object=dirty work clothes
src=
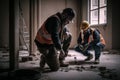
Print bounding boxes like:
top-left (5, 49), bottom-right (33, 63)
top-left (60, 33), bottom-right (72, 61)
top-left (45, 12), bottom-right (63, 50)
top-left (35, 30), bottom-right (72, 71)
top-left (75, 42), bottom-right (105, 59)
top-left (34, 39), bottom-right (60, 71)
top-left (35, 12), bottom-right (63, 51)
top-left (75, 28), bottom-right (105, 60)
top-left (88, 42), bottom-right (105, 59)
top-left (59, 26), bottom-right (72, 61)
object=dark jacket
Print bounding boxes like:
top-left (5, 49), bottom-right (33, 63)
top-left (44, 12), bottom-right (63, 50)
top-left (77, 28), bottom-right (100, 46)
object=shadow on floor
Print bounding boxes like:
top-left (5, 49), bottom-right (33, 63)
top-left (69, 60), bottom-right (98, 65)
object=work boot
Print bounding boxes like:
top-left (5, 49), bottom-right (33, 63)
top-left (39, 55), bottom-right (46, 71)
top-left (84, 54), bottom-right (93, 61)
top-left (94, 58), bottom-right (100, 64)
top-left (60, 60), bottom-right (69, 67)
top-left (46, 54), bottom-right (60, 71)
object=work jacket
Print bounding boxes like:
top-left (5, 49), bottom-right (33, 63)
top-left (77, 28), bottom-right (105, 46)
top-left (35, 12), bottom-right (64, 50)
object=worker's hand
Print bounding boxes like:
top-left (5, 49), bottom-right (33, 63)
top-left (59, 49), bottom-right (65, 58)
top-left (83, 43), bottom-right (89, 52)
top-left (78, 44), bottom-right (84, 50)
top-left (64, 32), bottom-right (71, 40)
top-left (84, 43), bottom-right (89, 47)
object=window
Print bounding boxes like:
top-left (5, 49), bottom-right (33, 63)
top-left (89, 0), bottom-right (107, 25)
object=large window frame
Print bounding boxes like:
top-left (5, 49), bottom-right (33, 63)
top-left (89, 0), bottom-right (107, 25)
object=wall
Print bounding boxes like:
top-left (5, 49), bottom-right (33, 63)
top-left (20, 0), bottom-right (30, 30)
top-left (0, 0), bottom-right (9, 47)
top-left (112, 0), bottom-right (120, 49)
top-left (19, 0), bottom-right (30, 49)
top-left (0, 0), bottom-right (30, 48)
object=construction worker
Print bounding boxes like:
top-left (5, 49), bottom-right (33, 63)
top-left (34, 8), bottom-right (75, 71)
top-left (74, 20), bottom-right (105, 64)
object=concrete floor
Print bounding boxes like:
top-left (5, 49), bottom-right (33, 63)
top-left (0, 49), bottom-right (120, 80)
top-left (18, 49), bottom-right (120, 80)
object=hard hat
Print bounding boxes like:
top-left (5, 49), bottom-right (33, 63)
top-left (82, 21), bottom-right (90, 28)
top-left (81, 20), bottom-right (90, 30)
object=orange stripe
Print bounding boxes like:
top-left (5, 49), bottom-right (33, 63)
top-left (35, 32), bottom-right (53, 44)
top-left (35, 14), bottom-right (61, 45)
top-left (100, 34), bottom-right (106, 45)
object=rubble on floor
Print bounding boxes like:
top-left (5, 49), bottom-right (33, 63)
top-left (1, 49), bottom-right (120, 80)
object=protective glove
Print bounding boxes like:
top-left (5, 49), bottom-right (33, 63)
top-left (78, 43), bottom-right (89, 52)
top-left (59, 49), bottom-right (65, 59)
top-left (83, 43), bottom-right (89, 52)
top-left (78, 44), bottom-right (84, 50)
top-left (84, 43), bottom-right (89, 47)
top-left (64, 32), bottom-right (71, 40)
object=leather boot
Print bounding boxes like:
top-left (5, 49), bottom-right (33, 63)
top-left (40, 55), bottom-right (46, 71)
top-left (59, 60), bottom-right (69, 67)
top-left (84, 54), bottom-right (93, 61)
top-left (94, 58), bottom-right (100, 64)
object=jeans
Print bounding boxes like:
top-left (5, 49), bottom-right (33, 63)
top-left (74, 42), bottom-right (105, 59)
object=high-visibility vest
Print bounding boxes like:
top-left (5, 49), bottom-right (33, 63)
top-left (89, 28), bottom-right (106, 45)
top-left (35, 15), bottom-right (61, 44)
top-left (81, 28), bottom-right (106, 45)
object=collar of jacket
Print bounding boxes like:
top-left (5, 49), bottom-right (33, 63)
top-left (56, 12), bottom-right (62, 23)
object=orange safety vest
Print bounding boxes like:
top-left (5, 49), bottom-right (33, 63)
top-left (88, 28), bottom-right (106, 45)
top-left (35, 15), bottom-right (61, 44)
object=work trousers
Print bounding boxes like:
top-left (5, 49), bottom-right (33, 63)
top-left (75, 42), bottom-right (105, 60)
top-left (60, 34), bottom-right (72, 60)
top-left (34, 39), bottom-right (60, 71)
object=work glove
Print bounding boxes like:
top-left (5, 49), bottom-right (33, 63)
top-left (83, 43), bottom-right (89, 52)
top-left (59, 49), bottom-right (65, 59)
top-left (78, 44), bottom-right (84, 50)
top-left (78, 43), bottom-right (89, 52)
top-left (64, 32), bottom-right (71, 40)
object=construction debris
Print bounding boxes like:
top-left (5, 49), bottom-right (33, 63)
top-left (58, 65), bottom-right (118, 80)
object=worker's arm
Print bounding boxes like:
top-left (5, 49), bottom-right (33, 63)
top-left (45, 17), bottom-right (62, 50)
top-left (77, 32), bottom-right (82, 44)
top-left (90, 30), bottom-right (100, 45)
top-left (63, 26), bottom-right (71, 40)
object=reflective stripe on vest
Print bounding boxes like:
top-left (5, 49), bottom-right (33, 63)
top-left (35, 23), bottom-right (53, 44)
top-left (99, 34), bottom-right (106, 45)
top-left (89, 28), bottom-right (106, 45)
top-left (35, 15), bottom-right (61, 44)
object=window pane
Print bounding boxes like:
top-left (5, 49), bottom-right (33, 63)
top-left (100, 0), bottom-right (107, 7)
top-left (99, 8), bottom-right (107, 24)
top-left (91, 0), bottom-right (98, 9)
top-left (90, 10), bottom-right (98, 25)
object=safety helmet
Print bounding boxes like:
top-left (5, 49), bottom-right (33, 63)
top-left (82, 21), bottom-right (89, 27)
top-left (81, 20), bottom-right (90, 30)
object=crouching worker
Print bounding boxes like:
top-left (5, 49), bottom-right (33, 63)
top-left (34, 8), bottom-right (75, 71)
top-left (74, 20), bottom-right (105, 64)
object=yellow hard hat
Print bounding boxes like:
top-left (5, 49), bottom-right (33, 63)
top-left (81, 20), bottom-right (90, 30)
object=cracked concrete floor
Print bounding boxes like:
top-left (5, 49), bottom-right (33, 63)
top-left (18, 50), bottom-right (120, 80)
